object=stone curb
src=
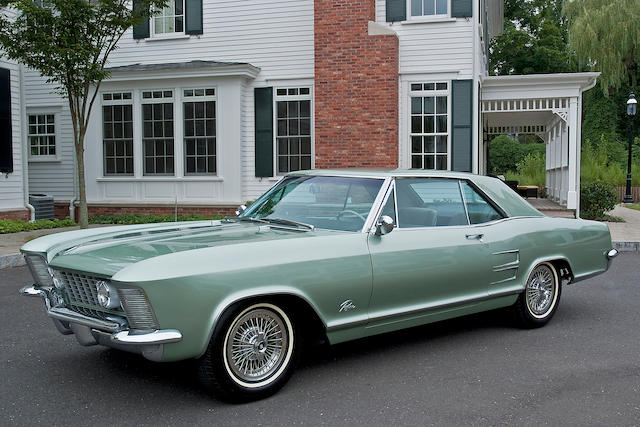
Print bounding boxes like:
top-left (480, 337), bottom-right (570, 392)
top-left (1, 241), bottom-right (638, 271)
top-left (613, 241), bottom-right (640, 252)
top-left (0, 253), bottom-right (25, 270)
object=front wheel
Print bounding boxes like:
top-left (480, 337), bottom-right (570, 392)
top-left (198, 302), bottom-right (298, 402)
top-left (512, 262), bottom-right (561, 328)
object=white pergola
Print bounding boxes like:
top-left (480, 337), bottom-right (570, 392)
top-left (480, 73), bottom-right (600, 214)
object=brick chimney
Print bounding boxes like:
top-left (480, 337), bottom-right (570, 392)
top-left (314, 0), bottom-right (399, 168)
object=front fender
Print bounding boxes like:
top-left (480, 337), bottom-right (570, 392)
top-left (112, 232), bottom-right (372, 361)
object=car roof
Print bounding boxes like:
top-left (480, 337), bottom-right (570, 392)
top-left (288, 168), bottom-right (479, 179)
top-left (287, 169), bottom-right (544, 218)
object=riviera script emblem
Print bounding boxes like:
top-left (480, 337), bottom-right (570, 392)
top-left (339, 300), bottom-right (356, 313)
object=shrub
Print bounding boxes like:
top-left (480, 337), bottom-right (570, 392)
top-left (0, 218), bottom-right (76, 234)
top-left (580, 181), bottom-right (618, 220)
top-left (488, 135), bottom-right (545, 175)
top-left (504, 153), bottom-right (547, 196)
top-left (581, 137), bottom-right (640, 186)
top-left (488, 135), bottom-right (522, 174)
top-left (88, 213), bottom-right (225, 225)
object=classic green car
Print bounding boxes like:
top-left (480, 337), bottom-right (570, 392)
top-left (20, 170), bottom-right (617, 401)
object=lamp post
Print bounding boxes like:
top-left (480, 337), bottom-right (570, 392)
top-left (624, 93), bottom-right (637, 204)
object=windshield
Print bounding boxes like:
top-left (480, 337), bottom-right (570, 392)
top-left (240, 176), bottom-right (385, 232)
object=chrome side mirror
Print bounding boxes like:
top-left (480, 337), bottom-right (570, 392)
top-left (375, 215), bottom-right (395, 236)
top-left (235, 204), bottom-right (247, 216)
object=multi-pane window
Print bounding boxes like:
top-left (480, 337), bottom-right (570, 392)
top-left (183, 88), bottom-right (216, 175)
top-left (28, 114), bottom-right (56, 157)
top-left (276, 87), bottom-right (312, 174)
top-left (142, 90), bottom-right (174, 175)
top-left (410, 0), bottom-right (448, 17)
top-left (410, 82), bottom-right (449, 170)
top-left (103, 92), bottom-right (134, 175)
top-left (152, 0), bottom-right (184, 35)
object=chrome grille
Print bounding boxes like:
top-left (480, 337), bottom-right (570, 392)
top-left (58, 271), bottom-right (102, 308)
top-left (118, 288), bottom-right (159, 330)
top-left (55, 271), bottom-right (123, 320)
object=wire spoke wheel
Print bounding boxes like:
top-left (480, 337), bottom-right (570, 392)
top-left (525, 264), bottom-right (558, 318)
top-left (223, 305), bottom-right (292, 387)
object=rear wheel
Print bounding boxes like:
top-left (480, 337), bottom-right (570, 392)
top-left (513, 262), bottom-right (561, 328)
top-left (198, 302), bottom-right (298, 402)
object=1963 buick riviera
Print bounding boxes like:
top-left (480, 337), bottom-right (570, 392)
top-left (20, 170), bottom-right (618, 401)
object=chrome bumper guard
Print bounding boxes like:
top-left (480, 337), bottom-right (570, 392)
top-left (20, 285), bottom-right (182, 361)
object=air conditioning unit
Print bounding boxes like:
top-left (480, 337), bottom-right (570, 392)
top-left (29, 194), bottom-right (54, 220)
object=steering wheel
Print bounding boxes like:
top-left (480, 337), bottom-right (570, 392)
top-left (336, 209), bottom-right (367, 222)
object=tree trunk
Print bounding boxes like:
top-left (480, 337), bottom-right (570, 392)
top-left (75, 130), bottom-right (89, 229)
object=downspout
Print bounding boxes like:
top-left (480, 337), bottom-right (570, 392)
top-left (19, 64), bottom-right (35, 222)
top-left (472, 0), bottom-right (478, 174)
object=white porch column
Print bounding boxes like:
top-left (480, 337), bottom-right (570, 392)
top-left (566, 97), bottom-right (579, 209)
top-left (561, 122), bottom-right (568, 205)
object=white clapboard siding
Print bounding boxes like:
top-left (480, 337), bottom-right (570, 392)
top-left (375, 0), bottom-right (474, 77)
top-left (0, 56), bottom-right (25, 211)
top-left (111, 0), bottom-right (314, 79)
top-left (23, 69), bottom-right (76, 200)
top-left (108, 0), bottom-right (314, 203)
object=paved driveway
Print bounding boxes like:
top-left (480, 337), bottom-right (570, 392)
top-left (1, 254), bottom-right (639, 426)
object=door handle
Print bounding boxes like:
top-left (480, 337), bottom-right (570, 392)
top-left (465, 233), bottom-right (484, 240)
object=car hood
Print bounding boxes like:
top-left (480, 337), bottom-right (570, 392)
top-left (26, 221), bottom-right (319, 277)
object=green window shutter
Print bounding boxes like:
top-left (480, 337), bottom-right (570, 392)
top-left (0, 68), bottom-right (13, 174)
top-left (451, 0), bottom-right (473, 18)
top-left (451, 80), bottom-right (473, 173)
top-left (386, 0), bottom-right (406, 22)
top-left (185, 0), bottom-right (203, 35)
top-left (255, 87), bottom-right (274, 177)
top-left (132, 0), bottom-right (150, 39)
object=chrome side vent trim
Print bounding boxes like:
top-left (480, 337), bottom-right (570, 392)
top-left (117, 287), bottom-right (159, 330)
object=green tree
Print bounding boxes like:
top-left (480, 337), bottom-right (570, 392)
top-left (564, 0), bottom-right (640, 93)
top-left (0, 0), bottom-right (165, 228)
top-left (490, 0), bottom-right (577, 75)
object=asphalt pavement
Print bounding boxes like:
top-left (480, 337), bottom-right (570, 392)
top-left (1, 254), bottom-right (639, 426)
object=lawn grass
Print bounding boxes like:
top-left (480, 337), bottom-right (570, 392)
top-left (624, 203), bottom-right (640, 211)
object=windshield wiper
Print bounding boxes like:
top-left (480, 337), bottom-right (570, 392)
top-left (224, 216), bottom-right (314, 231)
top-left (260, 218), bottom-right (315, 231)
top-left (223, 216), bottom-right (268, 224)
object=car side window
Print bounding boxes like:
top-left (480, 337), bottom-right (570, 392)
top-left (460, 181), bottom-right (504, 224)
top-left (395, 178), bottom-right (469, 227)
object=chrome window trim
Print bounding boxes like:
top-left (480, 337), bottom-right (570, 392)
top-left (387, 215), bottom-right (541, 232)
top-left (363, 177), bottom-right (394, 233)
top-left (458, 179), bottom-right (471, 225)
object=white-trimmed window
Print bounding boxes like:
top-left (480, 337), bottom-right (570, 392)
top-left (142, 90), bottom-right (174, 175)
top-left (27, 114), bottom-right (56, 158)
top-left (410, 82), bottom-right (449, 170)
top-left (102, 92), bottom-right (134, 175)
top-left (410, 0), bottom-right (448, 17)
top-left (152, 0), bottom-right (184, 36)
top-left (183, 88), bottom-right (217, 175)
top-left (275, 87), bottom-right (312, 174)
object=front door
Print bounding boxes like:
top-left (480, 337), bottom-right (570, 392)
top-left (367, 178), bottom-right (492, 331)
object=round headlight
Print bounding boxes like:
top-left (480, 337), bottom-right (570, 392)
top-left (96, 280), bottom-right (121, 310)
top-left (51, 270), bottom-right (64, 289)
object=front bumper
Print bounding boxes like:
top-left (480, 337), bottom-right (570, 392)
top-left (20, 285), bottom-right (182, 362)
